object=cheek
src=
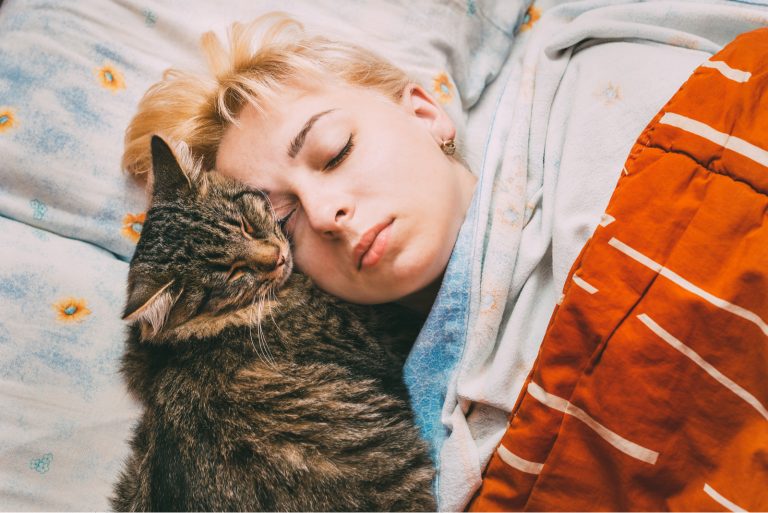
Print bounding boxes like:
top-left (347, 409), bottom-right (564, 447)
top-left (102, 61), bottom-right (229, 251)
top-left (291, 235), bottom-right (366, 300)
top-left (294, 253), bottom-right (353, 300)
top-left (292, 233), bottom-right (338, 280)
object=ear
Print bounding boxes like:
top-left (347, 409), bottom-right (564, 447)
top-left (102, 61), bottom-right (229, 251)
top-left (151, 135), bottom-right (191, 200)
top-left (123, 279), bottom-right (176, 338)
top-left (400, 83), bottom-right (456, 145)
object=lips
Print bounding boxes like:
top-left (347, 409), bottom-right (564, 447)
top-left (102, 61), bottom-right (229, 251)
top-left (354, 219), bottom-right (393, 270)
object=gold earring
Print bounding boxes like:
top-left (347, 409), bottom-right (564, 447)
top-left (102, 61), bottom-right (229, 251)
top-left (440, 139), bottom-right (456, 156)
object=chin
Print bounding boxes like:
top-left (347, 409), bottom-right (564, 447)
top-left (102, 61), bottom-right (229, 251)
top-left (397, 244), bottom-right (447, 284)
top-left (327, 277), bottom-right (400, 306)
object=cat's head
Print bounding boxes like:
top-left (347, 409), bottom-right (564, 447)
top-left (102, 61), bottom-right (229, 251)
top-left (123, 136), bottom-right (293, 341)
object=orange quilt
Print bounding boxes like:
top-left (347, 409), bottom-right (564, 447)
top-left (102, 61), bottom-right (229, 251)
top-left (469, 28), bottom-right (768, 512)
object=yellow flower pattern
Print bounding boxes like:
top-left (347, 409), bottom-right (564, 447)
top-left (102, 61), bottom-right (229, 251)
top-left (521, 5), bottom-right (541, 32)
top-left (122, 212), bottom-right (146, 243)
top-left (94, 63), bottom-right (126, 92)
top-left (53, 298), bottom-right (92, 323)
top-left (0, 107), bottom-right (16, 133)
top-left (433, 72), bottom-right (454, 104)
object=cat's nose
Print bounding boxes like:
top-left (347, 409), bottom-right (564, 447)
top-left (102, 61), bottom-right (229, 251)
top-left (247, 243), bottom-right (281, 271)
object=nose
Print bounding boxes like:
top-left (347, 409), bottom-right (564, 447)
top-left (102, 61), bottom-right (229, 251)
top-left (299, 189), bottom-right (353, 239)
top-left (247, 243), bottom-right (282, 271)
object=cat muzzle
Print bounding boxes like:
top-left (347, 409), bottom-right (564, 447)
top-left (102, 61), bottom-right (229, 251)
top-left (247, 243), bottom-right (283, 272)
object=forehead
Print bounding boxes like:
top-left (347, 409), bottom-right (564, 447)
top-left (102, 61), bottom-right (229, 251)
top-left (215, 83), bottom-right (396, 182)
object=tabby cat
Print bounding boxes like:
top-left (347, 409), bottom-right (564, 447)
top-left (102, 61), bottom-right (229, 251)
top-left (110, 136), bottom-right (435, 512)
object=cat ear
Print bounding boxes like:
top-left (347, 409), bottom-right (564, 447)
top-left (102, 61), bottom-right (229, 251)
top-left (123, 279), bottom-right (177, 338)
top-left (150, 135), bottom-right (191, 200)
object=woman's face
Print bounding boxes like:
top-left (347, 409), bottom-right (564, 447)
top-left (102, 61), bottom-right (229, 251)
top-left (216, 82), bottom-right (476, 304)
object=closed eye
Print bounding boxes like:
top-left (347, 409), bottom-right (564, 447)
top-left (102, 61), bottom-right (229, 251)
top-left (227, 261), bottom-right (251, 283)
top-left (240, 216), bottom-right (255, 240)
top-left (324, 134), bottom-right (354, 171)
top-left (209, 261), bottom-right (251, 283)
top-left (278, 207), bottom-right (297, 235)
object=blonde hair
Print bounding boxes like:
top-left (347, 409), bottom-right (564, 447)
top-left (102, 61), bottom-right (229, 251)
top-left (123, 13), bottom-right (412, 177)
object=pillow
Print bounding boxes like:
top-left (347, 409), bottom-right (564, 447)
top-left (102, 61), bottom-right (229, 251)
top-left (0, 216), bottom-right (139, 511)
top-left (0, 0), bottom-right (528, 261)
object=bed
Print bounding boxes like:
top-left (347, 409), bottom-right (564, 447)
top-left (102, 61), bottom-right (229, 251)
top-left (1, 0), bottom-right (766, 511)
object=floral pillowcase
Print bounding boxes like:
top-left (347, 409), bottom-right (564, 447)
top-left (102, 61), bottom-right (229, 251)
top-left (0, 0), bottom-right (528, 261)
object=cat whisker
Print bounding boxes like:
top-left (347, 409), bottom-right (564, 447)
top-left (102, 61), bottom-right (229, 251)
top-left (246, 294), bottom-right (264, 363)
top-left (255, 290), bottom-right (277, 369)
top-left (245, 290), bottom-right (274, 369)
top-left (265, 287), bottom-right (285, 345)
top-left (255, 292), bottom-right (266, 363)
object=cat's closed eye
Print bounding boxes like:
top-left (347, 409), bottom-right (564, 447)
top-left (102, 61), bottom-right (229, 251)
top-left (227, 261), bottom-right (250, 283)
top-left (277, 208), bottom-right (296, 235)
top-left (240, 216), bottom-right (255, 240)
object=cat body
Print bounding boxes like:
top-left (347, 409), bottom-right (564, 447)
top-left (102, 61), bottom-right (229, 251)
top-left (111, 137), bottom-right (435, 512)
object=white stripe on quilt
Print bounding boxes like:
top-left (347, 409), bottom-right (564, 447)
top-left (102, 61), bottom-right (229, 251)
top-left (599, 213), bottom-right (616, 227)
top-left (638, 314), bottom-right (768, 421)
top-left (659, 112), bottom-right (768, 168)
top-left (527, 382), bottom-right (659, 465)
top-left (573, 275), bottom-right (598, 294)
top-left (496, 444), bottom-right (544, 475)
top-left (703, 483), bottom-right (748, 512)
top-left (609, 237), bottom-right (768, 337)
top-left (701, 60), bottom-right (752, 83)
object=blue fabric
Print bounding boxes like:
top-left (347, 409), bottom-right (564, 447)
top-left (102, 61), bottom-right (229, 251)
top-left (403, 192), bottom-right (477, 462)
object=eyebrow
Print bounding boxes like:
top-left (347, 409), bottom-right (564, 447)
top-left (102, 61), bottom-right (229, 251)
top-left (288, 109), bottom-right (336, 159)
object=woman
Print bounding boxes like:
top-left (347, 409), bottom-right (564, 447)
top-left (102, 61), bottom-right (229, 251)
top-left (123, 15), bottom-right (476, 313)
top-left (123, 13), bottom-right (481, 509)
